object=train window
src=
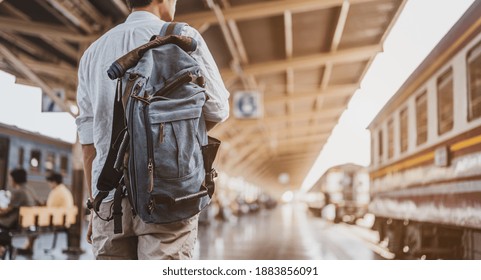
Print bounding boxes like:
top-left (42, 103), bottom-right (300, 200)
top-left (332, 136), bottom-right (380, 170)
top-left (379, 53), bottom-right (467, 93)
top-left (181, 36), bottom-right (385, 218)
top-left (378, 129), bottom-right (383, 163)
top-left (30, 150), bottom-right (42, 172)
top-left (437, 68), bottom-right (454, 134)
top-left (371, 138), bottom-right (375, 164)
top-left (60, 155), bottom-right (68, 174)
top-left (467, 41), bottom-right (481, 121)
top-left (0, 137), bottom-right (9, 189)
top-left (45, 153), bottom-right (55, 171)
top-left (387, 119), bottom-right (394, 159)
top-left (400, 108), bottom-right (408, 153)
top-left (416, 91), bottom-right (428, 145)
top-left (18, 147), bottom-right (24, 168)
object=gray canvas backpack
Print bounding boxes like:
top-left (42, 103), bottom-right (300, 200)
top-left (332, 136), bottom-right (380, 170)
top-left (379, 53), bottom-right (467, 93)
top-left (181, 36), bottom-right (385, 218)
top-left (90, 23), bottom-right (221, 233)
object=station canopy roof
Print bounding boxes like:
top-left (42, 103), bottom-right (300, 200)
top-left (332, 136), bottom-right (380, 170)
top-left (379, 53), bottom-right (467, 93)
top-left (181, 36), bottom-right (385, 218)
top-left (0, 0), bottom-right (405, 192)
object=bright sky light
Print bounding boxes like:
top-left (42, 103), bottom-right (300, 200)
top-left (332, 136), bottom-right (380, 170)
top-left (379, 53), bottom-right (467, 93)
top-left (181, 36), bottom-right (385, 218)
top-left (0, 72), bottom-right (77, 143)
top-left (0, 0), bottom-right (476, 191)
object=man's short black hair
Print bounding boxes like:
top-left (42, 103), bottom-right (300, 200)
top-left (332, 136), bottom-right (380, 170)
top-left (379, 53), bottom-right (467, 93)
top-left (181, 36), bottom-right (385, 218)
top-left (46, 172), bottom-right (63, 184)
top-left (127, 0), bottom-right (154, 8)
top-left (10, 168), bottom-right (27, 184)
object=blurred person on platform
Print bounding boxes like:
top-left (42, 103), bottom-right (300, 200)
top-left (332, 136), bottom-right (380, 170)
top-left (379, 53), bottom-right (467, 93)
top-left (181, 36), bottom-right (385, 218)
top-left (0, 168), bottom-right (36, 257)
top-left (45, 172), bottom-right (74, 208)
top-left (18, 171), bottom-right (74, 255)
top-left (0, 168), bottom-right (36, 229)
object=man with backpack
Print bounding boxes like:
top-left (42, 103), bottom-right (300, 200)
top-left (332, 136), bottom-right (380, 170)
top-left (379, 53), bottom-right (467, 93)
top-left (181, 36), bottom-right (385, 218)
top-left (76, 0), bottom-right (230, 259)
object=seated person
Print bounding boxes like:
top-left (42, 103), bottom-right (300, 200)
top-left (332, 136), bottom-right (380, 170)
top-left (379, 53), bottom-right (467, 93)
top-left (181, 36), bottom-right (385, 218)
top-left (0, 168), bottom-right (36, 257)
top-left (18, 172), bottom-right (74, 255)
top-left (45, 172), bottom-right (74, 208)
top-left (0, 168), bottom-right (36, 229)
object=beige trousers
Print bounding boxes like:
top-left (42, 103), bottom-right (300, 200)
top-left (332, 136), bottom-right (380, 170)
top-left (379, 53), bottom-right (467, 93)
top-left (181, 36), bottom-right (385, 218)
top-left (91, 198), bottom-right (198, 260)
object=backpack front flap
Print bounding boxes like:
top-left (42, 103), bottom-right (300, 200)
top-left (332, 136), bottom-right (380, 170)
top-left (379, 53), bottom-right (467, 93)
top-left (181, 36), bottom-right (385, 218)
top-left (124, 42), bottom-right (211, 224)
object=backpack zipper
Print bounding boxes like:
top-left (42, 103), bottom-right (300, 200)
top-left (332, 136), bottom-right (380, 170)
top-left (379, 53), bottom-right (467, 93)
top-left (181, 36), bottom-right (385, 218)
top-left (128, 78), bottom-right (144, 211)
top-left (148, 159), bottom-right (154, 193)
top-left (143, 104), bottom-right (155, 193)
top-left (128, 90), bottom-right (138, 211)
top-left (159, 123), bottom-right (164, 143)
top-left (150, 71), bottom-right (194, 100)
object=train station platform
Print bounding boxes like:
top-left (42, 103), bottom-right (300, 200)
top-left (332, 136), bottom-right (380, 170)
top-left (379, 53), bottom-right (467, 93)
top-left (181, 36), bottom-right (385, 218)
top-left (8, 203), bottom-right (386, 260)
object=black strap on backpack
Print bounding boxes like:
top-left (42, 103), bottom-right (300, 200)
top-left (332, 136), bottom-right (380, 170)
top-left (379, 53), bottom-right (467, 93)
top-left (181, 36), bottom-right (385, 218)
top-left (88, 80), bottom-right (127, 234)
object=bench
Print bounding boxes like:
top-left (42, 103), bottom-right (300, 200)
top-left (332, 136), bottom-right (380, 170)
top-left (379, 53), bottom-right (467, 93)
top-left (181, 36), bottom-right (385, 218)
top-left (1, 206), bottom-right (78, 259)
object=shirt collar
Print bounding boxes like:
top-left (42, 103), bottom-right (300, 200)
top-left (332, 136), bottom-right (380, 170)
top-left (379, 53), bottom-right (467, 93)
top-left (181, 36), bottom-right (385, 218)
top-left (125, 11), bottom-right (162, 23)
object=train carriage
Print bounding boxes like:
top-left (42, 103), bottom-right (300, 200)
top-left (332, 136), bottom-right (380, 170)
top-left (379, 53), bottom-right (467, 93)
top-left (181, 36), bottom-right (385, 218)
top-left (368, 1), bottom-right (481, 259)
top-left (309, 163), bottom-right (370, 223)
top-left (0, 123), bottom-right (72, 202)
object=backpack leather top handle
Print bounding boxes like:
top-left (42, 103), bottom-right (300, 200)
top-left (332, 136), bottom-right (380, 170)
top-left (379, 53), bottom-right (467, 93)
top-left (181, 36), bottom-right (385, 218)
top-left (107, 35), bottom-right (197, 80)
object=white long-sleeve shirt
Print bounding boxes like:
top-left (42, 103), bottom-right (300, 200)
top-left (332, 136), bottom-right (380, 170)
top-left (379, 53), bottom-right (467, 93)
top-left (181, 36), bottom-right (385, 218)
top-left (76, 11), bottom-right (230, 201)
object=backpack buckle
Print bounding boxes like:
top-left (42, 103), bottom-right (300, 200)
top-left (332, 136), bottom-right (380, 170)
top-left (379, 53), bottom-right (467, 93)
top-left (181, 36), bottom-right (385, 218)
top-left (206, 169), bottom-right (217, 183)
top-left (147, 197), bottom-right (156, 215)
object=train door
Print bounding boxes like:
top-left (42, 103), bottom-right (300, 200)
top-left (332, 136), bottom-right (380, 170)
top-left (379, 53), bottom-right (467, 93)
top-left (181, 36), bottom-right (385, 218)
top-left (0, 136), bottom-right (9, 190)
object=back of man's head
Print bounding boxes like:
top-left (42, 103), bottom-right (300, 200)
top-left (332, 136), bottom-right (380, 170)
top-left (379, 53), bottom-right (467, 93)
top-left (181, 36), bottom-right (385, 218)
top-left (10, 168), bottom-right (27, 185)
top-left (127, 0), bottom-right (155, 8)
top-left (126, 0), bottom-right (176, 21)
top-left (46, 172), bottom-right (63, 185)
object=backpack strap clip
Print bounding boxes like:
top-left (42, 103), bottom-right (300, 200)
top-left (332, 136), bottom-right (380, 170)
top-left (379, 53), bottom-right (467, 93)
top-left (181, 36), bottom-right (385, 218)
top-left (89, 177), bottom-right (126, 234)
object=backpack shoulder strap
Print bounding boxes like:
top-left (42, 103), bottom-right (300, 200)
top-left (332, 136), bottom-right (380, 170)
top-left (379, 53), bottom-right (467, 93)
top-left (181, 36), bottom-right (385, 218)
top-left (159, 22), bottom-right (188, 36)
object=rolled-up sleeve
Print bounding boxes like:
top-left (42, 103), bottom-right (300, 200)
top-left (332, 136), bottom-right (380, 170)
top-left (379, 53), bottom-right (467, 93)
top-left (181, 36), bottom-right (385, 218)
top-left (184, 26), bottom-right (230, 123)
top-left (75, 55), bottom-right (94, 145)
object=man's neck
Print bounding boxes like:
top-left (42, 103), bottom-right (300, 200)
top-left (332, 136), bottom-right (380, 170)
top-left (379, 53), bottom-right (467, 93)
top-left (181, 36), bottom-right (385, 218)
top-left (132, 6), bottom-right (161, 18)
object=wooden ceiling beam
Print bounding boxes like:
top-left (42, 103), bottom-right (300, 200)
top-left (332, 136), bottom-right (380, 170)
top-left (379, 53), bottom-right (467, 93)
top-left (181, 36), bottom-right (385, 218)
top-left (34, 0), bottom-right (79, 32)
top-left (272, 134), bottom-right (329, 147)
top-left (0, 2), bottom-right (29, 20)
top-left (207, 0), bottom-right (257, 90)
top-left (226, 123), bottom-right (331, 152)
top-left (0, 32), bottom-right (57, 62)
top-left (231, 131), bottom-right (327, 165)
top-left (221, 44), bottom-right (381, 80)
top-left (275, 152), bottom-right (319, 161)
top-left (220, 0), bottom-right (249, 64)
top-left (267, 122), bottom-right (332, 137)
top-left (0, 54), bottom-right (77, 91)
top-left (226, 133), bottom-right (328, 172)
top-left (20, 57), bottom-right (77, 80)
top-left (112, 0), bottom-right (130, 16)
top-left (284, 10), bottom-right (294, 115)
top-left (231, 106), bottom-right (343, 126)
top-left (319, 0), bottom-right (349, 89)
top-left (316, 0), bottom-right (350, 109)
top-left (212, 106), bottom-right (340, 139)
top-left (249, 162), bottom-right (271, 180)
top-left (46, 0), bottom-right (96, 34)
top-left (0, 16), bottom-right (97, 43)
top-left (330, 0), bottom-right (350, 53)
top-left (277, 141), bottom-right (324, 154)
top-left (235, 149), bottom-right (317, 182)
top-left (77, 0), bottom-right (107, 27)
top-left (264, 84), bottom-right (357, 105)
top-left (176, 0), bottom-right (380, 27)
top-left (229, 148), bottom-right (270, 175)
top-left (215, 84), bottom-right (354, 140)
top-left (48, 38), bottom-right (80, 62)
top-left (1, 2), bottom-right (80, 61)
